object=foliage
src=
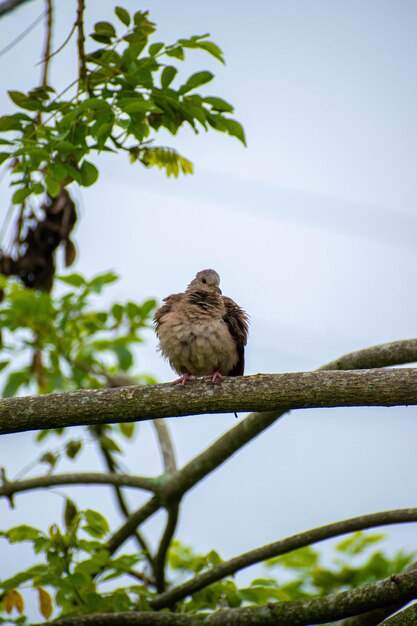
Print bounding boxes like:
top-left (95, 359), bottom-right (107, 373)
top-left (0, 503), bottom-right (152, 623)
top-left (0, 524), bottom-right (414, 622)
top-left (0, 271), bottom-right (156, 398)
top-left (0, 7), bottom-right (245, 211)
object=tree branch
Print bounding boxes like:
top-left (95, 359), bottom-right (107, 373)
top-left (39, 0), bottom-right (52, 88)
top-left (105, 338), bottom-right (417, 554)
top-left (91, 424), bottom-right (155, 575)
top-left (1, 368), bottom-right (417, 436)
top-left (76, 0), bottom-right (86, 89)
top-left (0, 0), bottom-right (34, 16)
top-left (0, 471), bottom-right (157, 501)
top-left (151, 508), bottom-right (417, 610)
top-left (34, 567), bottom-right (417, 626)
top-left (319, 338), bottom-right (417, 371)
top-left (155, 504), bottom-right (179, 593)
top-left (153, 419), bottom-right (177, 473)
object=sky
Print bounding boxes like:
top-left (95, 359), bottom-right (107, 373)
top-left (0, 0), bottom-right (416, 615)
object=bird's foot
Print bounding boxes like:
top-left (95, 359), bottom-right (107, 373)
top-left (204, 371), bottom-right (223, 384)
top-left (172, 373), bottom-right (193, 386)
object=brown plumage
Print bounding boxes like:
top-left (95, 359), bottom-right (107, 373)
top-left (154, 269), bottom-right (249, 384)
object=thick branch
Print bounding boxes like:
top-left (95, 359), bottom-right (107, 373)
top-left (106, 339), bottom-right (417, 554)
top-left (0, 472), bottom-right (157, 500)
top-left (151, 508), bottom-right (417, 610)
top-left (35, 568), bottom-right (417, 626)
top-left (319, 338), bottom-right (417, 371)
top-left (1, 368), bottom-right (417, 436)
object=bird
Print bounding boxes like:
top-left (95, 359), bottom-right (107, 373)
top-left (154, 269), bottom-right (249, 385)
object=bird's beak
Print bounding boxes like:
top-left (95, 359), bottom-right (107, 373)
top-left (217, 287), bottom-right (222, 295)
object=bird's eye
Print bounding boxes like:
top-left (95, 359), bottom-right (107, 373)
top-left (201, 278), bottom-right (207, 284)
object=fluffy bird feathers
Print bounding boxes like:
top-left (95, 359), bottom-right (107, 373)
top-left (154, 269), bottom-right (248, 383)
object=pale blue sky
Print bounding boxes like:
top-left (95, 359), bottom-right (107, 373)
top-left (0, 0), bottom-right (416, 614)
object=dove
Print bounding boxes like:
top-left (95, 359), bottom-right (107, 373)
top-left (154, 269), bottom-right (249, 385)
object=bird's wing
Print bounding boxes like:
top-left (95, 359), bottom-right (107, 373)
top-left (222, 296), bottom-right (249, 376)
top-left (153, 293), bottom-right (183, 333)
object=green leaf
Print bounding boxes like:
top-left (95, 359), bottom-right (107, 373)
top-left (111, 303), bottom-right (124, 322)
top-left (65, 439), bottom-right (82, 459)
top-left (80, 160), bottom-right (99, 187)
top-left (198, 40), bottom-right (225, 63)
top-left (45, 175), bottom-right (61, 197)
top-left (64, 499), bottom-right (78, 529)
top-left (94, 21), bottom-right (116, 38)
top-left (149, 42), bottom-right (164, 56)
top-left (166, 46), bottom-right (184, 61)
top-left (83, 510), bottom-right (110, 538)
top-left (180, 71), bottom-right (214, 94)
top-left (161, 65), bottom-right (177, 89)
top-left (8, 90), bottom-right (29, 108)
top-left (119, 422), bottom-right (135, 439)
top-left (88, 271), bottom-right (119, 291)
top-left (6, 525), bottom-right (43, 543)
top-left (115, 6), bottom-right (130, 26)
top-left (3, 370), bottom-right (30, 397)
top-left (221, 118), bottom-right (246, 146)
top-left (0, 151), bottom-right (11, 165)
top-left (204, 96), bottom-right (234, 112)
top-left (114, 345), bottom-right (133, 370)
top-left (57, 273), bottom-right (86, 288)
top-left (336, 532), bottom-right (385, 556)
top-left (11, 187), bottom-right (31, 204)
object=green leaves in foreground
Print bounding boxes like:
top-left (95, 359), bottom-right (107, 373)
top-left (0, 8), bottom-right (246, 208)
top-left (0, 508), bottom-right (415, 621)
top-left (0, 505), bottom-right (149, 622)
top-left (0, 271), bottom-right (157, 398)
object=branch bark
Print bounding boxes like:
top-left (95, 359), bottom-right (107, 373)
top-left (1, 368), bottom-right (417, 436)
top-left (0, 471), bottom-right (157, 500)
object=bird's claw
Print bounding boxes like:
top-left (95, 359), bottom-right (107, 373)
top-left (204, 371), bottom-right (223, 384)
top-left (172, 373), bottom-right (193, 386)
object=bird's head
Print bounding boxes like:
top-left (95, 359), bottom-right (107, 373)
top-left (186, 269), bottom-right (222, 294)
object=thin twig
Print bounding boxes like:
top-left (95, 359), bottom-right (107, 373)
top-left (76, 0), bottom-right (86, 90)
top-left (92, 425), bottom-right (155, 574)
top-left (152, 419), bottom-right (179, 591)
top-left (0, 471), bottom-right (157, 500)
top-left (153, 420), bottom-right (177, 474)
top-left (36, 21), bottom-right (76, 66)
top-left (39, 0), bottom-right (53, 88)
top-left (155, 505), bottom-right (179, 593)
top-left (0, 10), bottom-right (44, 57)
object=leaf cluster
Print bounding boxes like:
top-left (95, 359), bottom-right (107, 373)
top-left (0, 7), bottom-right (245, 208)
top-left (0, 504), bottom-right (152, 623)
top-left (0, 271), bottom-right (156, 398)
